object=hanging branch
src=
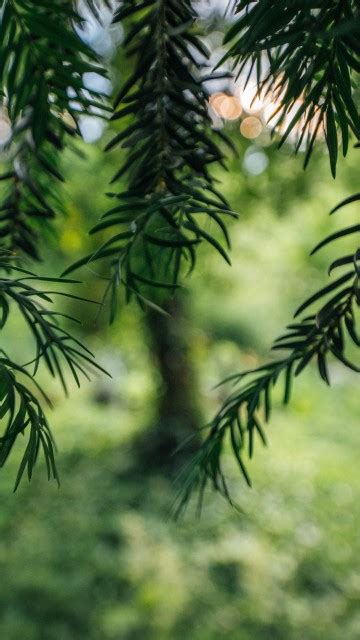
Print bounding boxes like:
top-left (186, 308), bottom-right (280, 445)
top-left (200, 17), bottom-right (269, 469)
top-left (64, 0), bottom-right (237, 319)
top-left (175, 189), bottom-right (360, 515)
top-left (222, 0), bottom-right (360, 176)
top-left (0, 0), bottom-right (109, 486)
top-left (0, 355), bottom-right (58, 491)
top-left (169, 0), bottom-right (360, 514)
top-left (0, 0), bottom-right (110, 259)
top-left (0, 258), bottom-right (109, 486)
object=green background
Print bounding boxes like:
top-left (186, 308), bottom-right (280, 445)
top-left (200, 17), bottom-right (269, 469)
top-left (1, 126), bottom-right (359, 639)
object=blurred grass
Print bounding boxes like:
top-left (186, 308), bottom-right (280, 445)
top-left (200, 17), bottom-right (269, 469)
top-left (0, 135), bottom-right (360, 639)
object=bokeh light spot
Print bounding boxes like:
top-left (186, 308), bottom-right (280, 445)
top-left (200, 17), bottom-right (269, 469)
top-left (240, 116), bottom-right (263, 139)
top-left (243, 146), bottom-right (269, 175)
top-left (209, 93), bottom-right (242, 120)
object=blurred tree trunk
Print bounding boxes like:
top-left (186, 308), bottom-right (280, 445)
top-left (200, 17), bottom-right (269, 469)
top-left (135, 295), bottom-right (202, 473)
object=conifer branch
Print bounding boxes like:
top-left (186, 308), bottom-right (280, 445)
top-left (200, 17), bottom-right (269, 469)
top-left (222, 0), bottom-right (360, 175)
top-left (176, 188), bottom-right (360, 515)
top-left (0, 1), bottom-right (109, 486)
top-left (0, 0), bottom-right (109, 259)
top-left (65, 0), bottom-right (237, 318)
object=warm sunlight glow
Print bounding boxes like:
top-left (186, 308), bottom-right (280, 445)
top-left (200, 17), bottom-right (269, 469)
top-left (240, 116), bottom-right (263, 139)
top-left (237, 83), bottom-right (265, 114)
top-left (209, 79), bottom-right (325, 148)
top-left (209, 93), bottom-right (242, 120)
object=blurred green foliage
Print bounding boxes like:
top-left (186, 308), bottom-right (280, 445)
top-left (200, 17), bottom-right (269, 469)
top-left (1, 128), bottom-right (360, 639)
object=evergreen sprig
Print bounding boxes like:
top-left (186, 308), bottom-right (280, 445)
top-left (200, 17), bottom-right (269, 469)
top-left (176, 190), bottom-right (360, 514)
top-left (222, 0), bottom-right (360, 176)
top-left (0, 144), bottom-right (62, 260)
top-left (65, 0), bottom-right (237, 318)
top-left (0, 0), bottom-right (109, 259)
top-left (0, 1), bottom-right (109, 485)
top-left (1, 0), bottom-right (108, 142)
top-left (0, 354), bottom-right (58, 491)
top-left (0, 262), bottom-right (107, 388)
top-left (0, 257), bottom-right (108, 486)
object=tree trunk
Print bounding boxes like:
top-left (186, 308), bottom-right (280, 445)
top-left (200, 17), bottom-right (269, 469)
top-left (135, 294), bottom-right (202, 474)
